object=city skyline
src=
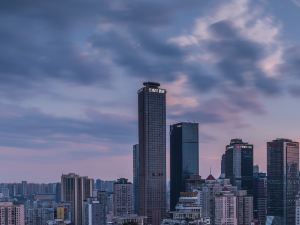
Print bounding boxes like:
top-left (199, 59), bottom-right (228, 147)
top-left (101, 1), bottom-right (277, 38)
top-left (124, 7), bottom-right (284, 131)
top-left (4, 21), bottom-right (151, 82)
top-left (2, 0), bottom-right (300, 182)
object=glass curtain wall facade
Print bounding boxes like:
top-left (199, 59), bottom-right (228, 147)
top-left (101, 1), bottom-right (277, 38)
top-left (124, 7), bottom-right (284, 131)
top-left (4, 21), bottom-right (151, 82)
top-left (267, 139), bottom-right (299, 225)
top-left (170, 122), bottom-right (199, 211)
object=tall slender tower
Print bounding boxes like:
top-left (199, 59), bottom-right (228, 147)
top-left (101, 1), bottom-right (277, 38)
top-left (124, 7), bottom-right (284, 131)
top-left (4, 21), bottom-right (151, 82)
top-left (138, 82), bottom-right (166, 225)
top-left (267, 138), bottom-right (299, 225)
top-left (170, 122), bottom-right (199, 211)
top-left (61, 173), bottom-right (94, 225)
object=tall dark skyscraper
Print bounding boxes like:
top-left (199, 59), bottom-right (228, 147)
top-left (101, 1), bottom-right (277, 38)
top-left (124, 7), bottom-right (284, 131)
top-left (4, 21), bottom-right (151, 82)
top-left (170, 122), bottom-right (199, 211)
top-left (138, 82), bottom-right (166, 225)
top-left (133, 144), bottom-right (139, 214)
top-left (224, 139), bottom-right (253, 195)
top-left (267, 138), bottom-right (299, 225)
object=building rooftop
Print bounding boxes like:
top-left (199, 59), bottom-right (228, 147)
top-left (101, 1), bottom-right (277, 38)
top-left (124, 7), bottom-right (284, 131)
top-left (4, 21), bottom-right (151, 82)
top-left (206, 174), bottom-right (216, 181)
top-left (143, 81), bottom-right (160, 87)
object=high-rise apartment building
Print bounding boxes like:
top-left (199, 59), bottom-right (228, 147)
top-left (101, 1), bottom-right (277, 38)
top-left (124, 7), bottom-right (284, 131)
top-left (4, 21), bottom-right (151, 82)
top-left (267, 139), bottom-right (299, 225)
top-left (61, 173), bottom-right (93, 225)
top-left (224, 139), bottom-right (253, 194)
top-left (0, 202), bottom-right (25, 225)
top-left (214, 189), bottom-right (237, 225)
top-left (133, 144), bottom-right (139, 214)
top-left (170, 122), bottom-right (199, 211)
top-left (236, 190), bottom-right (253, 225)
top-left (113, 178), bottom-right (133, 217)
top-left (138, 82), bottom-right (167, 225)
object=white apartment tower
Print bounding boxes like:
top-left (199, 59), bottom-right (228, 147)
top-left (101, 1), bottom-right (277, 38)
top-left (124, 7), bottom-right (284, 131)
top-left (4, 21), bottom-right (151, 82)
top-left (215, 189), bottom-right (237, 225)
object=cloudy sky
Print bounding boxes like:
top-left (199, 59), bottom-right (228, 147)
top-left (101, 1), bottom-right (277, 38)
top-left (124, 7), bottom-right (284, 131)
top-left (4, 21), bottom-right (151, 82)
top-left (1, 0), bottom-right (300, 182)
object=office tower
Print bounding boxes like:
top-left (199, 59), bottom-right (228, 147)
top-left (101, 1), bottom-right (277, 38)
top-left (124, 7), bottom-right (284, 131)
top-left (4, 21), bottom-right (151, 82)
top-left (214, 189), bottom-right (237, 225)
top-left (253, 172), bottom-right (267, 225)
top-left (267, 139), bottom-right (299, 225)
top-left (0, 202), bottom-right (25, 225)
top-left (113, 178), bottom-right (133, 217)
top-left (61, 173), bottom-right (93, 225)
top-left (224, 139), bottom-right (254, 194)
top-left (138, 82), bottom-right (167, 225)
top-left (236, 190), bottom-right (253, 225)
top-left (133, 144), bottom-right (139, 214)
top-left (170, 122), bottom-right (199, 211)
top-left (296, 193), bottom-right (300, 225)
top-left (83, 198), bottom-right (106, 225)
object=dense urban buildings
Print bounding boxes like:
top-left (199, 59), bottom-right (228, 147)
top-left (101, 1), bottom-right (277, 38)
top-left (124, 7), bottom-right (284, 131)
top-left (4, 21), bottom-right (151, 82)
top-left (113, 178), bottom-right (133, 217)
top-left (25, 200), bottom-right (55, 225)
top-left (170, 122), bottom-right (199, 211)
top-left (137, 82), bottom-right (167, 225)
top-left (267, 138), bottom-right (299, 225)
top-left (224, 139), bottom-right (254, 195)
top-left (61, 173), bottom-right (93, 225)
top-left (201, 175), bottom-right (237, 223)
top-left (0, 202), bottom-right (25, 225)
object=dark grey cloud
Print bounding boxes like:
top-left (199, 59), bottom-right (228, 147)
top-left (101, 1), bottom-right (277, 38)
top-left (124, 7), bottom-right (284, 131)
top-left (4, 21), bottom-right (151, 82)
top-left (205, 20), bottom-right (281, 95)
top-left (279, 46), bottom-right (300, 78)
top-left (0, 0), bottom-right (210, 97)
top-left (1, 0), bottom-right (300, 171)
